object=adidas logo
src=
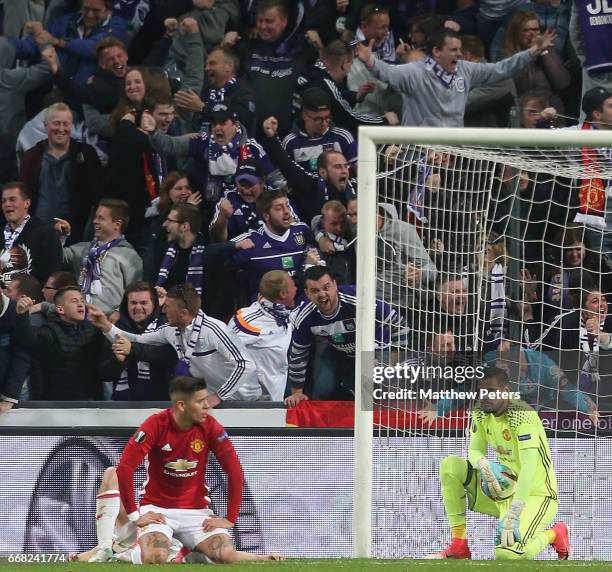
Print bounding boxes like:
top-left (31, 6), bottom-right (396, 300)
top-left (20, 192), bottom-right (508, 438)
top-left (262, 242), bottom-right (272, 249)
top-left (161, 443), bottom-right (172, 452)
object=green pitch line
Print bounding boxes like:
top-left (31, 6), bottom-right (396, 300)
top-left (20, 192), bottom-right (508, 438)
top-left (0, 559), bottom-right (610, 571)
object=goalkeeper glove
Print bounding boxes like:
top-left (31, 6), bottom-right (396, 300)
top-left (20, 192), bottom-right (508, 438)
top-left (476, 458), bottom-right (508, 498)
top-left (496, 500), bottom-right (525, 548)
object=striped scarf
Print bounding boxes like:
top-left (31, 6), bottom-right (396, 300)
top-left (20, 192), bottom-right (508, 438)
top-left (114, 316), bottom-right (159, 395)
top-left (79, 236), bottom-right (125, 299)
top-left (175, 310), bottom-right (205, 375)
top-left (579, 316), bottom-right (602, 394)
top-left (156, 233), bottom-right (206, 294)
top-left (488, 263), bottom-right (506, 343)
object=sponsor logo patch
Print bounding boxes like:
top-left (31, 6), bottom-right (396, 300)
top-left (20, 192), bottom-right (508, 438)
top-left (518, 434), bottom-right (531, 442)
top-left (134, 430), bottom-right (146, 444)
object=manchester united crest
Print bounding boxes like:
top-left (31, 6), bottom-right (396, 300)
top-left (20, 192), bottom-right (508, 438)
top-left (502, 429), bottom-right (511, 442)
top-left (190, 439), bottom-right (204, 453)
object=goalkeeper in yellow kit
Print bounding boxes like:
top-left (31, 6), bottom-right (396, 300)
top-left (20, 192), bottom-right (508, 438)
top-left (427, 367), bottom-right (571, 560)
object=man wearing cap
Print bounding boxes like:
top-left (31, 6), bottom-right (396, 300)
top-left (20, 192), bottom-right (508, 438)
top-left (572, 86), bottom-right (612, 255)
top-left (209, 158), bottom-right (299, 242)
top-left (262, 115), bottom-right (356, 224)
top-left (148, 103), bottom-right (282, 216)
top-left (282, 88), bottom-right (357, 174)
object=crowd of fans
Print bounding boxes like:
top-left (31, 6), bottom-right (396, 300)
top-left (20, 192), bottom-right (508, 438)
top-left (0, 0), bottom-right (610, 424)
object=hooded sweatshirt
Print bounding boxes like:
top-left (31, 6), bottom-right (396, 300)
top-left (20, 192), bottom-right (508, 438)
top-left (376, 203), bottom-right (437, 309)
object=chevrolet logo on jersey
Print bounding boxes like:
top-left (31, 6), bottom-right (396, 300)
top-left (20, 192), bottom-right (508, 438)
top-left (164, 459), bottom-right (198, 472)
top-left (495, 445), bottom-right (511, 456)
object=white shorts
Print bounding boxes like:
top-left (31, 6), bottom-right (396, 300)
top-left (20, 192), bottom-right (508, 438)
top-left (139, 505), bottom-right (231, 551)
top-left (113, 521), bottom-right (138, 553)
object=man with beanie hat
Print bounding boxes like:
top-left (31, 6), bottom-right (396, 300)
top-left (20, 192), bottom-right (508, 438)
top-left (282, 87), bottom-right (357, 174)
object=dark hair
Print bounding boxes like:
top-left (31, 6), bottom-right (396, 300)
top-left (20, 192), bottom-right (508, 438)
top-left (408, 13), bottom-right (445, 38)
top-left (427, 28), bottom-right (460, 53)
top-left (321, 40), bottom-right (353, 66)
top-left (167, 283), bottom-right (201, 315)
top-left (95, 36), bottom-right (127, 61)
top-left (125, 280), bottom-right (157, 302)
top-left (304, 265), bottom-right (334, 284)
top-left (110, 67), bottom-right (162, 127)
top-left (54, 285), bottom-right (82, 305)
top-left (169, 376), bottom-right (207, 399)
top-left (316, 150), bottom-right (344, 172)
top-left (159, 171), bottom-right (190, 214)
top-left (81, 0), bottom-right (114, 9)
top-left (209, 45), bottom-right (240, 73)
top-left (460, 35), bottom-right (484, 59)
top-left (11, 274), bottom-right (42, 302)
top-left (47, 271), bottom-right (79, 290)
top-left (503, 10), bottom-right (539, 56)
top-left (436, 274), bottom-right (464, 293)
top-left (2, 181), bottom-right (30, 201)
top-left (98, 198), bottom-right (131, 232)
top-left (257, 0), bottom-right (288, 18)
top-left (172, 203), bottom-right (202, 234)
top-left (360, 4), bottom-right (389, 24)
top-left (256, 188), bottom-right (288, 218)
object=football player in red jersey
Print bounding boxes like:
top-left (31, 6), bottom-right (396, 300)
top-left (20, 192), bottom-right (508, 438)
top-left (116, 375), bottom-right (282, 564)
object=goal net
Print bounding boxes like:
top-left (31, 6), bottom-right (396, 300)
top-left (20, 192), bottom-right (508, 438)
top-left (354, 127), bottom-right (612, 560)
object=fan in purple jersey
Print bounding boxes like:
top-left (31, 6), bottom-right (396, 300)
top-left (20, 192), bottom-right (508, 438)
top-left (231, 189), bottom-right (322, 302)
top-left (209, 158), bottom-right (299, 242)
top-left (282, 88), bottom-right (357, 174)
top-left (286, 266), bottom-right (406, 406)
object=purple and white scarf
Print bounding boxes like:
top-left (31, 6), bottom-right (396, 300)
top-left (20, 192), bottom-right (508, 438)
top-left (156, 233), bottom-right (206, 294)
top-left (114, 315), bottom-right (159, 394)
top-left (1, 215), bottom-right (30, 266)
top-left (175, 310), bottom-right (205, 376)
top-left (425, 56), bottom-right (457, 89)
top-left (259, 297), bottom-right (291, 328)
top-left (206, 77), bottom-right (237, 107)
top-left (79, 236), bottom-right (125, 299)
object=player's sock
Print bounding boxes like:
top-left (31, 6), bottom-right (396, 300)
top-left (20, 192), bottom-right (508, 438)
top-left (95, 489), bottom-right (121, 549)
top-left (131, 545), bottom-right (142, 564)
top-left (440, 456), bottom-right (470, 530)
top-left (550, 522), bottom-right (571, 560)
top-left (451, 525), bottom-right (466, 540)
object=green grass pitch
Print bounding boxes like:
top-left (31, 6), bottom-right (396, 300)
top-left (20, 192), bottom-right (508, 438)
top-left (0, 560), bottom-right (610, 571)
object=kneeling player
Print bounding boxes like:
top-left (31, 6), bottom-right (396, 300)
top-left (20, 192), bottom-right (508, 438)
top-left (71, 467), bottom-right (184, 563)
top-left (115, 376), bottom-right (282, 564)
top-left (428, 367), bottom-right (570, 560)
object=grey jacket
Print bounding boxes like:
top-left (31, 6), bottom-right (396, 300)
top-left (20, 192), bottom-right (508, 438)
top-left (370, 49), bottom-right (533, 127)
top-left (377, 203), bottom-right (437, 310)
top-left (0, 39), bottom-right (52, 161)
top-left (63, 239), bottom-right (143, 314)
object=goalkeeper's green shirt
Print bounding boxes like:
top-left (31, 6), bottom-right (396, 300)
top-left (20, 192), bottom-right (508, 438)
top-left (468, 400), bottom-right (557, 499)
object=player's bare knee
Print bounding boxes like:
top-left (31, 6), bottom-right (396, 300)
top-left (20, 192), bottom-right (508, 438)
top-left (100, 466), bottom-right (118, 490)
top-left (216, 546), bottom-right (238, 564)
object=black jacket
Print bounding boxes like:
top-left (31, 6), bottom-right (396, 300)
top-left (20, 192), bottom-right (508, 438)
top-left (54, 66), bottom-right (123, 114)
top-left (16, 313), bottom-right (105, 400)
top-left (0, 216), bottom-right (62, 287)
top-left (98, 307), bottom-right (177, 401)
top-left (0, 295), bottom-right (31, 402)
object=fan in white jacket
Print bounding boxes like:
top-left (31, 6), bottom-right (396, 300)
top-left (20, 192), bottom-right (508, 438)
top-left (228, 271), bottom-right (297, 401)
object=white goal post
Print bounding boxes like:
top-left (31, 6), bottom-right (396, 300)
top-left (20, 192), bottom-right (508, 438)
top-left (353, 126), bottom-right (612, 559)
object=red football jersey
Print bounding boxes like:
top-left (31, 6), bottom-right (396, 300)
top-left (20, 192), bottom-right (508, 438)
top-left (116, 409), bottom-right (243, 523)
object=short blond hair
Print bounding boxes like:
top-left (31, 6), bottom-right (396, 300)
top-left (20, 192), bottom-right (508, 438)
top-left (44, 102), bottom-right (73, 124)
top-left (259, 270), bottom-right (290, 301)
